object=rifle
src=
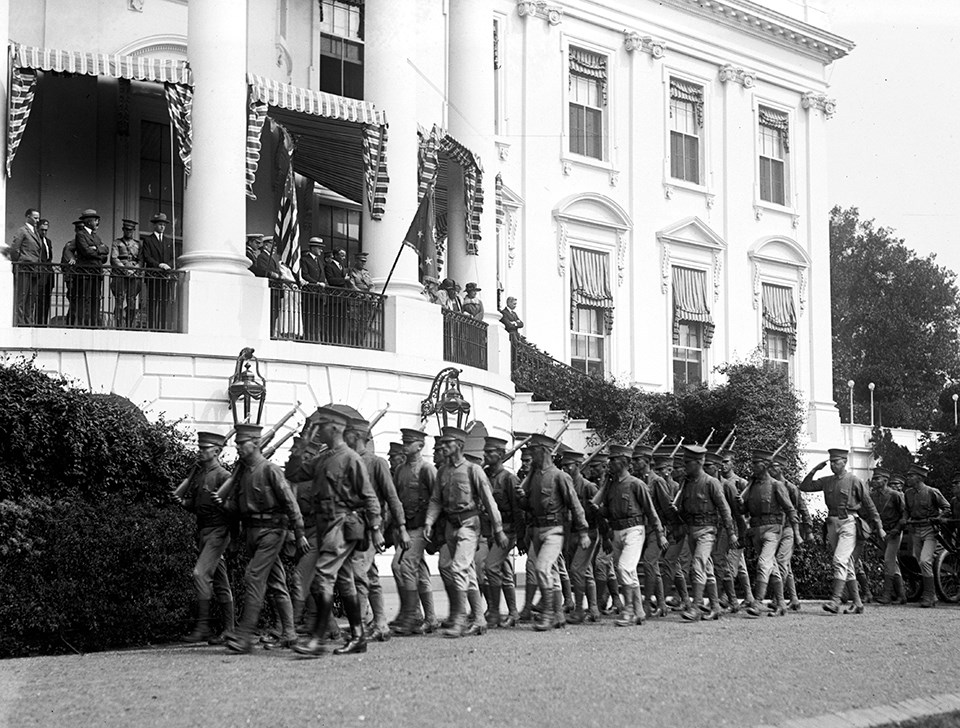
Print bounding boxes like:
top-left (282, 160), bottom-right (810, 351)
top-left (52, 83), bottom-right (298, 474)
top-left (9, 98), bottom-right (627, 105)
top-left (259, 402), bottom-right (301, 449)
top-left (263, 429), bottom-right (298, 459)
top-left (771, 441), bottom-right (788, 460)
top-left (629, 424), bottom-right (653, 450)
top-left (215, 407), bottom-right (301, 500)
top-left (587, 438), bottom-right (616, 507)
top-left (670, 437), bottom-right (685, 458)
top-left (700, 428), bottom-right (716, 449)
top-left (367, 403), bottom-right (390, 432)
top-left (502, 435), bottom-right (533, 461)
top-left (651, 434), bottom-right (667, 453)
top-left (716, 427), bottom-right (736, 454)
top-left (550, 420), bottom-right (572, 455)
top-left (581, 438), bottom-right (614, 469)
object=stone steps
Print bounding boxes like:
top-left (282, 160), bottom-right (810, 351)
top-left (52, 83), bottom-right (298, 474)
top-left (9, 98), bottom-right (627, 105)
top-left (512, 391), bottom-right (598, 453)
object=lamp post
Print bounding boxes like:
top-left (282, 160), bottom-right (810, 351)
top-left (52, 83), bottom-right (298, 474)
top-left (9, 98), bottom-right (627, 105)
top-left (868, 382), bottom-right (875, 427)
top-left (847, 379), bottom-right (855, 426)
top-left (953, 393), bottom-right (958, 428)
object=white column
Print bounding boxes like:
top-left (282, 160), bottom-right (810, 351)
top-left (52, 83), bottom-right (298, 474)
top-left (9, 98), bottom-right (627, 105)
top-left (0, 0), bottom-right (11, 329)
top-left (180, 0), bottom-right (250, 275)
top-left (363, 0), bottom-right (423, 298)
top-left (447, 0), bottom-right (498, 321)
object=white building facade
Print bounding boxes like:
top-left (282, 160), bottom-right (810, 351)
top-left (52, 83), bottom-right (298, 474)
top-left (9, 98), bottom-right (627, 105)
top-left (0, 0), bottom-right (852, 457)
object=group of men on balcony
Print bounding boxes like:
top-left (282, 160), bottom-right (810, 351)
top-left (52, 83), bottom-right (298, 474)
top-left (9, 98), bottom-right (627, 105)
top-left (7, 207), bottom-right (176, 330)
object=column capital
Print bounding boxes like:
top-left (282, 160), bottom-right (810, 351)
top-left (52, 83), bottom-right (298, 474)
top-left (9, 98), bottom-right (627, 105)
top-left (718, 63), bottom-right (756, 88)
top-left (516, 0), bottom-right (563, 25)
top-left (801, 91), bottom-right (837, 119)
top-left (623, 31), bottom-right (667, 58)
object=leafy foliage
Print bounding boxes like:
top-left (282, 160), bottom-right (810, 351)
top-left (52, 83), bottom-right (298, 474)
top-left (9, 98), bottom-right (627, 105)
top-left (917, 429), bottom-right (960, 497)
top-left (830, 206), bottom-right (960, 429)
top-left (869, 426), bottom-right (915, 475)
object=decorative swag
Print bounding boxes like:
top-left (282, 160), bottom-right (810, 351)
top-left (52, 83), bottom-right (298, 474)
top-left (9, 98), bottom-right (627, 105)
top-left (759, 107), bottom-right (790, 152)
top-left (669, 78), bottom-right (704, 128)
top-left (672, 266), bottom-right (715, 348)
top-left (6, 42), bottom-right (193, 177)
top-left (762, 283), bottom-right (797, 352)
top-left (244, 74), bottom-right (388, 219)
top-left (568, 47), bottom-right (607, 105)
top-left (571, 247), bottom-right (614, 334)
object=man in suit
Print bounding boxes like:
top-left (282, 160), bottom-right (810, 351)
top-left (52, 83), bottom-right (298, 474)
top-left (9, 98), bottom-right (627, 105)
top-left (36, 219), bottom-right (54, 325)
top-left (9, 208), bottom-right (45, 325)
top-left (300, 237), bottom-right (327, 341)
top-left (74, 209), bottom-right (109, 327)
top-left (325, 248), bottom-right (347, 287)
top-left (251, 236), bottom-right (284, 336)
top-left (61, 219), bottom-right (83, 325)
top-left (141, 212), bottom-right (176, 331)
top-left (499, 296), bottom-right (524, 338)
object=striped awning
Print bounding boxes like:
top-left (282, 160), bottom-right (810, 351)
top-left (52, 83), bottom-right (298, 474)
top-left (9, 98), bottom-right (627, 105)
top-left (759, 107), bottom-right (790, 152)
top-left (6, 42), bottom-right (193, 177)
top-left (672, 266), bottom-right (714, 348)
top-left (569, 47), bottom-right (607, 105)
top-left (670, 78), bottom-right (703, 128)
top-left (571, 247), bottom-right (614, 333)
top-left (762, 283), bottom-right (797, 352)
top-left (417, 124), bottom-right (484, 255)
top-left (495, 173), bottom-right (504, 229)
top-left (244, 74), bottom-right (388, 219)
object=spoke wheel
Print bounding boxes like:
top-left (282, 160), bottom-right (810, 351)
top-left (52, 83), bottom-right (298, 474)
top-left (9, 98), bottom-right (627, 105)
top-left (934, 549), bottom-right (960, 603)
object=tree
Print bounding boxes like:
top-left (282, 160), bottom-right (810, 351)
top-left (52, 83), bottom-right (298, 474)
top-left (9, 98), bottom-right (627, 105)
top-left (830, 206), bottom-right (960, 430)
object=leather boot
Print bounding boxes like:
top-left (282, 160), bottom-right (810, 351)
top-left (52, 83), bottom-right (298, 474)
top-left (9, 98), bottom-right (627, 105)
top-left (746, 580), bottom-right (768, 617)
top-left (533, 589), bottom-right (557, 631)
top-left (615, 587), bottom-right (636, 626)
top-left (608, 579), bottom-right (624, 614)
top-left (858, 571), bottom-right (873, 603)
top-left (392, 590), bottom-right (418, 636)
top-left (276, 595), bottom-right (298, 646)
top-left (293, 591), bottom-right (335, 657)
top-left (681, 583), bottom-right (704, 621)
top-left (786, 574), bottom-right (801, 611)
top-left (368, 590), bottom-right (390, 642)
top-left (298, 593), bottom-right (318, 634)
top-left (920, 576), bottom-right (937, 608)
top-left (822, 578), bottom-right (846, 614)
top-left (633, 586), bottom-right (645, 626)
top-left (554, 588), bottom-right (567, 628)
top-left (519, 581), bottom-right (538, 622)
top-left (596, 577), bottom-right (610, 612)
top-left (642, 573), bottom-right (657, 618)
top-left (568, 586), bottom-right (586, 624)
top-left (465, 589), bottom-right (487, 635)
top-left (419, 587), bottom-right (437, 632)
top-left (705, 581), bottom-right (722, 620)
top-left (442, 591), bottom-right (468, 637)
top-left (441, 580), bottom-right (457, 628)
top-left (486, 583), bottom-right (503, 628)
top-left (654, 576), bottom-right (668, 618)
top-left (673, 575), bottom-right (690, 613)
top-left (843, 579), bottom-right (864, 614)
top-left (767, 578), bottom-right (786, 617)
top-left (561, 574), bottom-right (574, 613)
top-left (335, 593), bottom-right (368, 654)
top-left (723, 579), bottom-right (739, 614)
top-left (738, 572), bottom-right (755, 608)
top-left (876, 575), bottom-right (893, 605)
top-left (292, 598), bottom-right (305, 627)
top-left (183, 599), bottom-right (212, 643)
top-left (209, 599), bottom-right (236, 645)
top-left (893, 574), bottom-right (907, 604)
top-left (502, 582), bottom-right (520, 627)
top-left (586, 581), bottom-right (601, 622)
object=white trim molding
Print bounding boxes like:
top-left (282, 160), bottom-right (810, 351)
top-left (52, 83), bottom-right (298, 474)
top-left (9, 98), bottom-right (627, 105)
top-left (517, 1), bottom-right (563, 26)
top-left (656, 216), bottom-right (727, 296)
top-left (747, 236), bottom-right (811, 313)
top-left (553, 193), bottom-right (632, 280)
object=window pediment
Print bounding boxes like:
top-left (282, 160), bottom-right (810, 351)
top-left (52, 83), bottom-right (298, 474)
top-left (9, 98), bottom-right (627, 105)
top-left (657, 217), bottom-right (726, 297)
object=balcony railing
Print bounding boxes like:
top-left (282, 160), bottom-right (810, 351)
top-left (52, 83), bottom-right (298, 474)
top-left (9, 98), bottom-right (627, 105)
top-left (442, 308), bottom-right (487, 370)
top-left (269, 281), bottom-right (385, 351)
top-left (12, 261), bottom-right (184, 332)
top-left (510, 334), bottom-right (592, 392)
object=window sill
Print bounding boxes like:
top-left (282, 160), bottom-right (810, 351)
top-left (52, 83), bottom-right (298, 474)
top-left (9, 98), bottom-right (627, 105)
top-left (754, 200), bottom-right (800, 227)
top-left (561, 154), bottom-right (620, 186)
top-left (664, 180), bottom-right (716, 209)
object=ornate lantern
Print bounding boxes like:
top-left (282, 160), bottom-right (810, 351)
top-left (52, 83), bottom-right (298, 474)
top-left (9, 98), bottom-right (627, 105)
top-left (227, 347), bottom-right (266, 425)
top-left (421, 367), bottom-right (471, 431)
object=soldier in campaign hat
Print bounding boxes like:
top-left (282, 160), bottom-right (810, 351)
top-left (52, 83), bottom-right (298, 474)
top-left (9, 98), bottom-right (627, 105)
top-left (288, 406), bottom-right (382, 656)
top-left (425, 426), bottom-right (507, 637)
top-left (904, 462), bottom-right (950, 607)
top-left (870, 466), bottom-right (908, 605)
top-left (800, 448), bottom-right (885, 614)
top-left (177, 431), bottom-right (234, 644)
top-left (218, 424), bottom-right (308, 653)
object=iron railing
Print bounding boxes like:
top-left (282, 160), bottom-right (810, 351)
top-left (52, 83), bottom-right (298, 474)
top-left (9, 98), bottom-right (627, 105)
top-left (510, 334), bottom-right (593, 392)
top-left (442, 308), bottom-right (488, 370)
top-left (269, 281), bottom-right (385, 351)
top-left (12, 261), bottom-right (184, 332)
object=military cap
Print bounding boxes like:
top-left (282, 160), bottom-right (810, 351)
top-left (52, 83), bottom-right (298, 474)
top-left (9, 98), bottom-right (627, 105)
top-left (889, 472), bottom-right (906, 485)
top-left (772, 453), bottom-right (787, 466)
top-left (704, 451), bottom-right (723, 466)
top-left (683, 444), bottom-right (707, 460)
top-left (633, 444), bottom-right (654, 459)
top-left (827, 448), bottom-right (849, 460)
top-left (751, 448), bottom-right (775, 462)
top-left (652, 454), bottom-right (673, 468)
top-left (590, 450), bottom-right (610, 465)
top-left (197, 431), bottom-right (226, 448)
top-left (907, 463), bottom-right (929, 478)
top-left (80, 208), bottom-right (100, 220)
top-left (561, 450), bottom-right (585, 465)
top-left (312, 405), bottom-right (351, 427)
top-left (388, 442), bottom-right (404, 456)
top-left (234, 423), bottom-right (263, 443)
top-left (246, 233), bottom-right (264, 240)
top-left (872, 466), bottom-right (891, 478)
top-left (346, 417), bottom-right (371, 437)
top-left (121, 218), bottom-right (138, 228)
top-left (439, 426), bottom-right (468, 443)
top-left (150, 212), bottom-right (169, 224)
top-left (719, 449), bottom-right (735, 462)
top-left (608, 444), bottom-right (633, 459)
top-left (527, 433), bottom-right (557, 450)
top-left (400, 428), bottom-right (426, 443)
top-left (484, 436), bottom-right (509, 451)
top-left (308, 236), bottom-right (325, 248)
top-left (464, 452), bottom-right (483, 465)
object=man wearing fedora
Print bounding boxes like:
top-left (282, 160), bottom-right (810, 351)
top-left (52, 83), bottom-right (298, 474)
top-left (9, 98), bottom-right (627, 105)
top-left (461, 282), bottom-right (484, 320)
top-left (142, 212), bottom-right (176, 330)
top-left (800, 448), bottom-right (885, 614)
top-left (904, 463), bottom-right (950, 607)
top-left (110, 219), bottom-right (142, 329)
top-left (301, 237), bottom-right (327, 341)
top-left (9, 207), bottom-right (49, 326)
top-left (73, 208), bottom-right (110, 327)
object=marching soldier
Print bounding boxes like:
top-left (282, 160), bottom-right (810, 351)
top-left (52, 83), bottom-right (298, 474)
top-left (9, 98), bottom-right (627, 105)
top-left (800, 448), bottom-right (885, 614)
top-left (288, 406), bottom-right (382, 657)
top-left (741, 449), bottom-right (798, 617)
top-left (388, 442), bottom-right (406, 474)
top-left (597, 444), bottom-right (667, 626)
top-left (345, 416), bottom-right (410, 641)
top-left (904, 463), bottom-right (950, 607)
top-left (517, 434), bottom-right (590, 631)
top-left (651, 449), bottom-right (690, 616)
top-left (391, 428), bottom-right (440, 636)
top-left (586, 451), bottom-right (623, 615)
top-left (718, 450), bottom-right (755, 610)
top-left (178, 431), bottom-right (235, 644)
top-left (871, 467), bottom-right (908, 605)
top-left (770, 452), bottom-right (813, 611)
top-left (561, 450), bottom-right (601, 623)
top-left (703, 451), bottom-right (748, 613)
top-left (675, 445), bottom-right (737, 622)
top-left (424, 427), bottom-right (507, 638)
top-left (483, 436), bottom-right (524, 628)
top-left (219, 424), bottom-right (308, 653)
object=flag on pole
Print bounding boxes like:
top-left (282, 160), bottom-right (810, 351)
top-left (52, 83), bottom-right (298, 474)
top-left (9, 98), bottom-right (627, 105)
top-left (274, 131), bottom-right (300, 278)
top-left (402, 186), bottom-right (436, 281)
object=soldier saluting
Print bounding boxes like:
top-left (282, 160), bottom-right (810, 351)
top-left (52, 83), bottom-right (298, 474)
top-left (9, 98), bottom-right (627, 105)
top-left (800, 448), bottom-right (885, 614)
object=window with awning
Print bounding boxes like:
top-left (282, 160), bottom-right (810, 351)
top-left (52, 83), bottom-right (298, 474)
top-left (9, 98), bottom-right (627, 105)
top-left (672, 266), bottom-right (714, 348)
top-left (5, 42), bottom-right (193, 177)
top-left (570, 247), bottom-right (613, 375)
top-left (762, 283), bottom-right (797, 352)
top-left (244, 74), bottom-right (389, 220)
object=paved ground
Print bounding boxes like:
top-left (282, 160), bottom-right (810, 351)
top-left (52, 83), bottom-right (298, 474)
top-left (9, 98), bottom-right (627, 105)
top-left (2, 602), bottom-right (960, 728)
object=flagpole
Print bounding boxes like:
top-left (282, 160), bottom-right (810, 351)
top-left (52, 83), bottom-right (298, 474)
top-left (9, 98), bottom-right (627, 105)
top-left (378, 242), bottom-right (406, 298)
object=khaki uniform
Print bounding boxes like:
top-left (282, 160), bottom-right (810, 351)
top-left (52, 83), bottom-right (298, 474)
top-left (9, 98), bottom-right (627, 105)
top-left (905, 483), bottom-right (950, 577)
top-left (676, 471), bottom-right (734, 589)
top-left (742, 474), bottom-right (797, 597)
top-left (183, 461), bottom-right (233, 604)
top-left (393, 457), bottom-right (437, 595)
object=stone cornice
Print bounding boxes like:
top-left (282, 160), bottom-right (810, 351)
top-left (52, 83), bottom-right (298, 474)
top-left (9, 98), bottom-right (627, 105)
top-left (652, 0), bottom-right (855, 64)
top-left (517, 1), bottom-right (563, 26)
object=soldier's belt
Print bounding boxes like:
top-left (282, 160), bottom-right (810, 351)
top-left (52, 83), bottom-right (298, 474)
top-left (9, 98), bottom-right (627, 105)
top-left (533, 515), bottom-right (563, 527)
top-left (752, 515), bottom-right (783, 526)
top-left (446, 509), bottom-right (479, 527)
top-left (609, 516), bottom-right (645, 530)
top-left (826, 512), bottom-right (851, 520)
top-left (242, 513), bottom-right (287, 528)
top-left (687, 514), bottom-right (718, 526)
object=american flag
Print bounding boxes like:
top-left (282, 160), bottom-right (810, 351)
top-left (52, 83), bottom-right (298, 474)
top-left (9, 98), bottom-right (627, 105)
top-left (274, 130), bottom-right (300, 277)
